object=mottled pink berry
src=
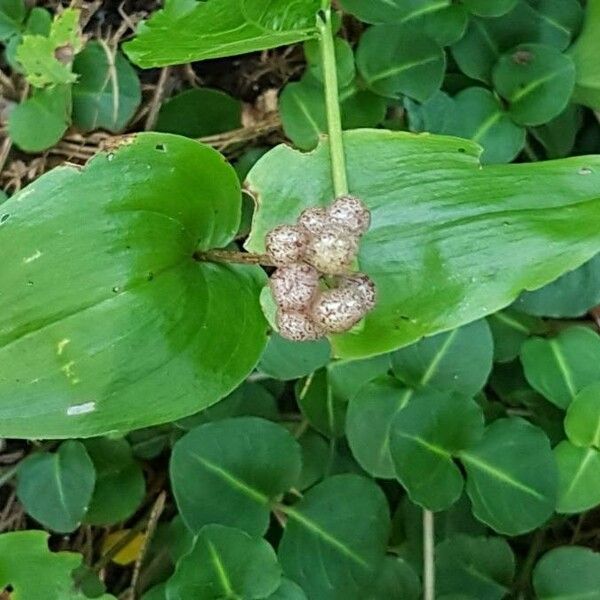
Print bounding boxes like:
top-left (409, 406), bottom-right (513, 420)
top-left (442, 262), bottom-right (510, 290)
top-left (342, 273), bottom-right (376, 311)
top-left (298, 206), bottom-right (329, 235)
top-left (304, 231), bottom-right (358, 275)
top-left (311, 287), bottom-right (367, 333)
top-left (328, 195), bottom-right (370, 235)
top-left (277, 310), bottom-right (324, 341)
top-left (270, 263), bottom-right (320, 311)
top-left (265, 224), bottom-right (308, 266)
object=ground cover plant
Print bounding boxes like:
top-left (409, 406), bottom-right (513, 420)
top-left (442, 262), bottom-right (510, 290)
top-left (1, 0), bottom-right (600, 598)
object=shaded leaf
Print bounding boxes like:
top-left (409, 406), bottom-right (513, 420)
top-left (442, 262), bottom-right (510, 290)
top-left (530, 104), bottom-right (583, 159)
top-left (171, 417), bottom-right (301, 535)
top-left (521, 327), bottom-right (600, 409)
top-left (72, 41), bottom-right (141, 133)
top-left (367, 556), bottom-right (421, 600)
top-left (487, 309), bottom-right (547, 363)
top-left (462, 0), bottom-right (517, 17)
top-left (0, 0), bottom-right (25, 41)
top-left (339, 0), bottom-right (451, 25)
top-left (246, 129), bottom-right (600, 359)
top-left (0, 133), bottom-right (268, 438)
top-left (17, 440), bottom-right (95, 533)
top-left (279, 474), bottom-right (390, 600)
top-left (460, 418), bottom-right (557, 535)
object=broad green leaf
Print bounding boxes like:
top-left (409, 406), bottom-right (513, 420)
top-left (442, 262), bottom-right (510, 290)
top-left (245, 129), bottom-right (600, 359)
top-left (0, 0), bottom-right (25, 41)
top-left (177, 381), bottom-right (278, 429)
top-left (83, 437), bottom-right (145, 525)
top-left (124, 0), bottom-right (321, 68)
top-left (8, 84), bottom-right (71, 152)
top-left (445, 87), bottom-right (525, 164)
top-left (267, 578), bottom-right (307, 600)
top-left (296, 368), bottom-right (346, 438)
top-left (0, 531), bottom-right (114, 599)
top-left (297, 430), bottom-right (330, 490)
top-left (346, 376), bottom-right (411, 477)
top-left (554, 440), bottom-right (600, 513)
top-left (25, 7), bottom-right (51, 35)
top-left (533, 546), bottom-right (600, 600)
top-left (405, 90), bottom-right (456, 133)
top-left (568, 0), bottom-right (600, 110)
top-left (304, 37), bottom-right (355, 89)
top-left (0, 133), bottom-right (268, 438)
top-left (339, 0), bottom-right (451, 25)
top-left (436, 535), bottom-right (515, 599)
top-left (171, 417), bottom-right (301, 535)
top-left (259, 334), bottom-right (331, 381)
top-left (72, 41), bottom-right (141, 133)
top-left (391, 320), bottom-right (493, 396)
top-left (493, 43), bottom-right (576, 126)
top-left (156, 88), bottom-right (241, 138)
top-left (565, 383), bottom-right (600, 448)
top-left (16, 8), bottom-right (82, 87)
top-left (451, 2), bottom-right (561, 83)
top-left (531, 104), bottom-right (583, 159)
top-left (357, 24), bottom-right (445, 101)
top-left (328, 354), bottom-right (391, 400)
top-left (416, 4), bottom-right (468, 47)
top-left (166, 525), bottom-right (281, 600)
top-left (460, 418), bottom-right (557, 535)
top-left (531, 0), bottom-right (584, 50)
top-left (521, 327), bottom-right (600, 409)
top-left (16, 441), bottom-right (95, 533)
top-left (462, 0), bottom-right (517, 17)
top-left (488, 310), bottom-right (547, 363)
top-left (367, 557), bottom-right (421, 600)
top-left (390, 392), bottom-right (484, 511)
top-left (278, 474), bottom-right (390, 600)
top-left (514, 253), bottom-right (600, 317)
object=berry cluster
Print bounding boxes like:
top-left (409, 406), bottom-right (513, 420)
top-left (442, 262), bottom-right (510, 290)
top-left (265, 195), bottom-right (376, 341)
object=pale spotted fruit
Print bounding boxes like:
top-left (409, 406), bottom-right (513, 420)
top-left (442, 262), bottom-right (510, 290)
top-left (270, 263), bottom-right (319, 311)
top-left (298, 206), bottom-right (329, 235)
top-left (312, 287), bottom-right (367, 333)
top-left (265, 224), bottom-right (308, 266)
top-left (305, 231), bottom-right (358, 275)
top-left (343, 273), bottom-right (376, 311)
top-left (328, 195), bottom-right (370, 235)
top-left (277, 310), bottom-right (324, 341)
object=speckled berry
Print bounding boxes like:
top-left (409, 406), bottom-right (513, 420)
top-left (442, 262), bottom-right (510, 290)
top-left (269, 263), bottom-right (320, 311)
top-left (311, 287), bottom-right (367, 333)
top-left (298, 206), bottom-right (329, 235)
top-left (304, 231), bottom-right (358, 275)
top-left (277, 310), bottom-right (324, 341)
top-left (328, 195), bottom-right (370, 235)
top-left (342, 273), bottom-right (376, 311)
top-left (265, 225), bottom-right (308, 266)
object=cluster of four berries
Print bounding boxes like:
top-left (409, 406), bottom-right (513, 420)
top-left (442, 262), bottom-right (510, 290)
top-left (265, 196), bottom-right (376, 341)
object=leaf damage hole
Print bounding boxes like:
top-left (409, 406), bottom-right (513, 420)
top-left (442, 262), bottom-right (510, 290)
top-left (579, 167), bottom-right (593, 175)
top-left (0, 213), bottom-right (9, 224)
top-left (155, 143), bottom-right (167, 152)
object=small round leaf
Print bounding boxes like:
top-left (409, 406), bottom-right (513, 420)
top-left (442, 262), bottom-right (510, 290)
top-left (564, 382), bottom-right (600, 448)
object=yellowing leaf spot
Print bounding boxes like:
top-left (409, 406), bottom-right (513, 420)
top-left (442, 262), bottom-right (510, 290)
top-left (102, 531), bottom-right (146, 566)
top-left (57, 338), bottom-right (70, 355)
top-left (23, 249), bottom-right (42, 263)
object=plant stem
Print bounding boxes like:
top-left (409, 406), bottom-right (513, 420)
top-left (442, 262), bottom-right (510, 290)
top-left (194, 248), bottom-right (275, 267)
top-left (317, 7), bottom-right (349, 197)
top-left (423, 509), bottom-right (435, 600)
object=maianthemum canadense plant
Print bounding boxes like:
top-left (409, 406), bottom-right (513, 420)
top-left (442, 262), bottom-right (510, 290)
top-left (1, 0), bottom-right (600, 598)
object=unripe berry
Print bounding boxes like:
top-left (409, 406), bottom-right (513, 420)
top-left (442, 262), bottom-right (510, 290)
top-left (342, 273), bottom-right (376, 311)
top-left (277, 310), bottom-right (323, 341)
top-left (311, 287), bottom-right (367, 333)
top-left (270, 263), bottom-right (319, 311)
top-left (304, 231), bottom-right (358, 275)
top-left (265, 225), bottom-right (308, 266)
top-left (328, 195), bottom-right (370, 235)
top-left (298, 206), bottom-right (329, 235)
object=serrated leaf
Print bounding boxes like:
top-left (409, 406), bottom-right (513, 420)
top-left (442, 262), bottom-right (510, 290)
top-left (554, 440), bottom-right (600, 513)
top-left (16, 440), bottom-right (95, 533)
top-left (521, 327), bottom-right (600, 409)
top-left (171, 417), bottom-right (301, 535)
top-left (278, 474), bottom-right (390, 600)
top-left (72, 41), bottom-right (141, 133)
top-left (84, 437), bottom-right (145, 525)
top-left (245, 129), bottom-right (600, 359)
top-left (460, 418), bottom-right (557, 535)
top-left (124, 0), bottom-right (321, 68)
top-left (0, 133), bottom-right (268, 438)
top-left (166, 525), bottom-right (282, 600)
top-left (533, 546), bottom-right (600, 600)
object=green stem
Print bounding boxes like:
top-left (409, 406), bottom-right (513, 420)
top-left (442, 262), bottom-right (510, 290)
top-left (423, 509), bottom-right (435, 600)
top-left (317, 8), bottom-right (349, 197)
